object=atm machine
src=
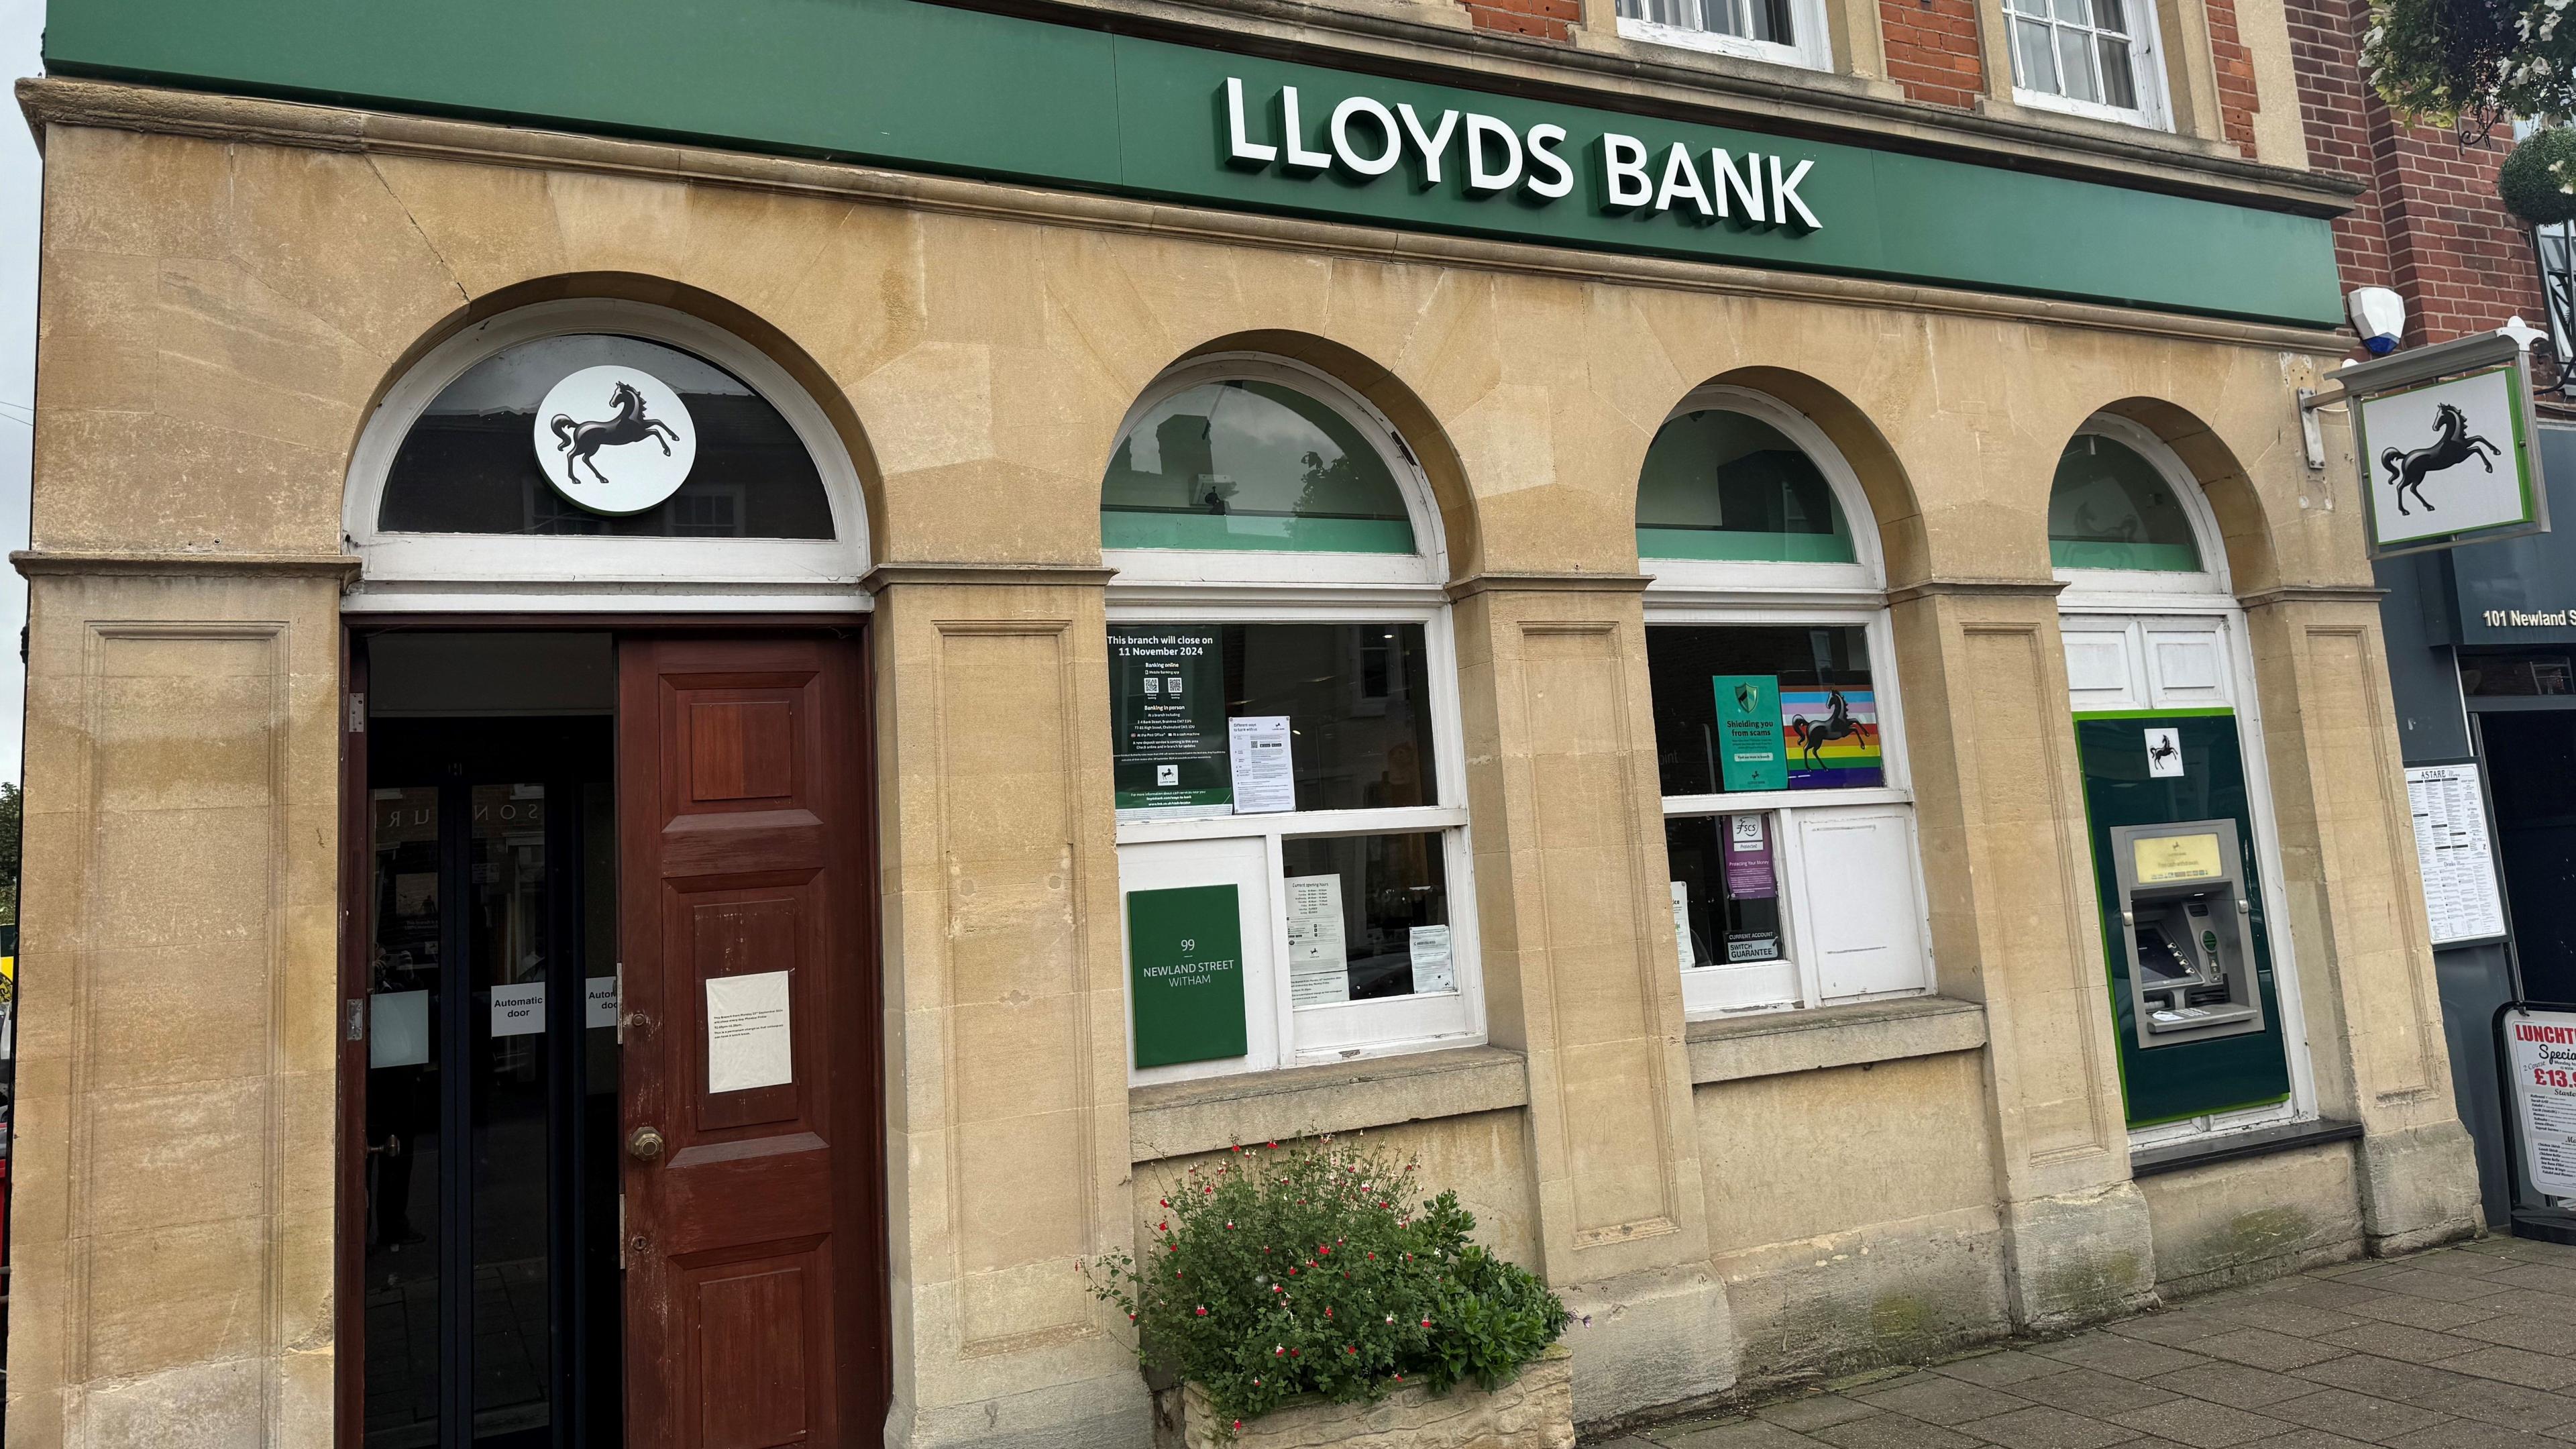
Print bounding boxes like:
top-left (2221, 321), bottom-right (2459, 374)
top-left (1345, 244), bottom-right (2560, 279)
top-left (2074, 714), bottom-right (2294, 1129)
top-left (2108, 820), bottom-right (2263, 1047)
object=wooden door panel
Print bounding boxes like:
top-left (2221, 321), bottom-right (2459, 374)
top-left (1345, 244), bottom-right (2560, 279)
top-left (686, 1246), bottom-right (830, 1449)
top-left (623, 633), bottom-right (880, 1449)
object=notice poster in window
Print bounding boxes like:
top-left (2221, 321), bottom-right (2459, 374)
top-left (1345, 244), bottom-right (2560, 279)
top-left (1112, 627), bottom-right (1231, 819)
top-left (1724, 814), bottom-right (1778, 900)
top-left (1128, 883), bottom-right (1250, 1067)
top-left (1284, 874), bottom-right (1350, 1007)
top-left (1670, 881), bottom-right (1699, 968)
top-left (1711, 675), bottom-right (1787, 792)
top-left (1409, 924), bottom-right (1455, 994)
top-left (2508, 1010), bottom-right (2576, 1197)
top-left (1229, 715), bottom-right (1295, 814)
top-left (1781, 686), bottom-right (1883, 788)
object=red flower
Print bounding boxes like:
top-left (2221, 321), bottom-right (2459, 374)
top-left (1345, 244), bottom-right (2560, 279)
top-left (1195, 1306), bottom-right (1208, 1317)
top-left (1267, 1140), bottom-right (1279, 1148)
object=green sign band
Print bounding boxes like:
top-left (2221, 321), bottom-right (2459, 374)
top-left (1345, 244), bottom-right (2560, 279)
top-left (47, 0), bottom-right (2343, 325)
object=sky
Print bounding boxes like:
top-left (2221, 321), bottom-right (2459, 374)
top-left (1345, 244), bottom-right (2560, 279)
top-left (0, 0), bottom-right (39, 786)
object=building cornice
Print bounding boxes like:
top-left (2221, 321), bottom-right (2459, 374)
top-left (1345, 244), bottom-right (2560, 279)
top-left (936, 0), bottom-right (2359, 217)
top-left (861, 562), bottom-right (1121, 594)
top-left (1446, 572), bottom-right (1656, 599)
top-left (11, 547), bottom-right (365, 580)
top-left (1884, 577), bottom-right (2072, 604)
top-left (2237, 582), bottom-right (2390, 608)
top-left (15, 78), bottom-right (2355, 357)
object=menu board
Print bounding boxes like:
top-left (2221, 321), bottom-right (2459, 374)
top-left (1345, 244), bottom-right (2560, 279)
top-left (2508, 1010), bottom-right (2576, 1197)
top-left (2406, 763), bottom-right (2507, 946)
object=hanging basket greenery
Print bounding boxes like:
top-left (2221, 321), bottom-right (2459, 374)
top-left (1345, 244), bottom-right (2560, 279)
top-left (2502, 127), bottom-right (2576, 227)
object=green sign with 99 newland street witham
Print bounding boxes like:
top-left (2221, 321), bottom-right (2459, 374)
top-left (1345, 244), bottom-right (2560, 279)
top-left (1128, 883), bottom-right (1248, 1070)
top-left (46, 0), bottom-right (2342, 327)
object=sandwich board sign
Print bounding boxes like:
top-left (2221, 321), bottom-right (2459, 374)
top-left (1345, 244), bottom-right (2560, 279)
top-left (2340, 325), bottom-right (2548, 558)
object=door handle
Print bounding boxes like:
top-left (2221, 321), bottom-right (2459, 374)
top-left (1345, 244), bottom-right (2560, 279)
top-left (627, 1126), bottom-right (666, 1162)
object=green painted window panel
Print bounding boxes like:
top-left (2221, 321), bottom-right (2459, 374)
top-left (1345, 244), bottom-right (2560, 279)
top-left (44, 0), bottom-right (2343, 326)
top-left (1102, 513), bottom-right (1417, 553)
top-left (1638, 526), bottom-right (1858, 562)
top-left (2047, 539), bottom-right (2203, 571)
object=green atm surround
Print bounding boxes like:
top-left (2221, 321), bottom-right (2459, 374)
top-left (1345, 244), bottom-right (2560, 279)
top-left (2074, 709), bottom-right (2294, 1129)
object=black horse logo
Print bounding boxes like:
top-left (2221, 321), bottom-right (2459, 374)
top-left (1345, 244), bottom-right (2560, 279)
top-left (2381, 402), bottom-right (2502, 518)
top-left (2148, 735), bottom-right (2178, 769)
top-left (549, 379), bottom-right (683, 487)
top-left (1788, 689), bottom-right (1875, 769)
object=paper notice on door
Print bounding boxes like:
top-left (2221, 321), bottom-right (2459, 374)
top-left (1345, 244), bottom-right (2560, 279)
top-left (371, 989), bottom-right (430, 1067)
top-left (585, 975), bottom-right (621, 1030)
top-left (706, 971), bottom-right (794, 1093)
top-left (490, 981), bottom-right (546, 1038)
top-left (1409, 925), bottom-right (1455, 994)
top-left (1284, 873), bottom-right (1349, 1007)
top-left (1229, 715), bottom-right (1295, 814)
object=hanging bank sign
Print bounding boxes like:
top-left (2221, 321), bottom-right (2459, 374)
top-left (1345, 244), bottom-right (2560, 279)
top-left (1220, 78), bottom-right (1823, 233)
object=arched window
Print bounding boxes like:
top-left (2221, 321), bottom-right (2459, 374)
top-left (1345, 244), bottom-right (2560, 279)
top-left (2049, 431), bottom-right (2206, 576)
top-left (1638, 386), bottom-right (1930, 1017)
top-left (1638, 405), bottom-right (1857, 565)
top-left (345, 300), bottom-right (868, 612)
top-left (2052, 415), bottom-right (2314, 1148)
top-left (1102, 354), bottom-right (1478, 1085)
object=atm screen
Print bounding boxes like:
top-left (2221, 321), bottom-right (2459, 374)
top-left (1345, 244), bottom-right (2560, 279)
top-left (2135, 925), bottom-right (2192, 982)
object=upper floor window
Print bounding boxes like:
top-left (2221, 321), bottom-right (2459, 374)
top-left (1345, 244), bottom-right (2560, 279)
top-left (1615, 0), bottom-right (1834, 72)
top-left (2006, 0), bottom-right (2169, 128)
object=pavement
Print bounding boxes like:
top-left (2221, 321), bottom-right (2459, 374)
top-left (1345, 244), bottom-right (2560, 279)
top-left (1586, 1234), bottom-right (2576, 1449)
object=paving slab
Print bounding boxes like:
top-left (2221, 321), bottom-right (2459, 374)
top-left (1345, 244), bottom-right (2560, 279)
top-left (1589, 1241), bottom-right (2576, 1449)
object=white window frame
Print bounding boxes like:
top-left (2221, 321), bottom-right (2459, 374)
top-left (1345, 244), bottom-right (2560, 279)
top-left (2004, 0), bottom-right (2174, 131)
top-left (343, 298), bottom-right (871, 614)
top-left (1614, 0), bottom-right (1835, 73)
top-left (1642, 384), bottom-right (1933, 1019)
top-left (2056, 420), bottom-right (2319, 1149)
top-left (1108, 355), bottom-right (1482, 1085)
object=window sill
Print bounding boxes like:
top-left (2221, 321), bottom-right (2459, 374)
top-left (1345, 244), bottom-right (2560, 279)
top-left (2129, 1116), bottom-right (2361, 1179)
top-left (1128, 1044), bottom-right (1529, 1162)
top-left (1686, 994), bottom-right (1986, 1084)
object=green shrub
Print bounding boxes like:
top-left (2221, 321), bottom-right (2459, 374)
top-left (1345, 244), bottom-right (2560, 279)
top-left (2502, 127), bottom-right (2576, 226)
top-left (1085, 1136), bottom-right (1570, 1434)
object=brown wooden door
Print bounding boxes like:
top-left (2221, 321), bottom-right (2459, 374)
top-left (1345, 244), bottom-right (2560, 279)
top-left (619, 633), bottom-right (883, 1449)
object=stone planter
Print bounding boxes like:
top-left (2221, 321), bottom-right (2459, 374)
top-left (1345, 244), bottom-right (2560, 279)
top-left (1174, 1344), bottom-right (1574, 1448)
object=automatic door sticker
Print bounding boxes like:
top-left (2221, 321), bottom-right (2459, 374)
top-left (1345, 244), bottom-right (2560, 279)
top-left (490, 981), bottom-right (546, 1038)
top-left (2145, 727), bottom-right (2184, 778)
top-left (532, 364), bottom-right (697, 516)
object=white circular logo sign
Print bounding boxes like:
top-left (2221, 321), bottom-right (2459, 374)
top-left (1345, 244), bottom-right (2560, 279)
top-left (532, 365), bottom-right (696, 515)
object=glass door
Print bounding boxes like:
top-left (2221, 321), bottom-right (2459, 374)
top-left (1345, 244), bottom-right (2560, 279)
top-left (363, 720), bottom-right (620, 1448)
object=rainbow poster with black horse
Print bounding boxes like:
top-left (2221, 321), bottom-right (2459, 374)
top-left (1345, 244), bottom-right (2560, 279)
top-left (1780, 686), bottom-right (1882, 788)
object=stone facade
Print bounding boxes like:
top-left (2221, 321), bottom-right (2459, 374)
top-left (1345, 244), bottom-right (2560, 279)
top-left (1173, 1348), bottom-right (1574, 1448)
top-left (3, 0), bottom-right (2475, 1434)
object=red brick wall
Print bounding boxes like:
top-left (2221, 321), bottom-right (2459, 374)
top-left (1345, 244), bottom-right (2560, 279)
top-left (1461, 0), bottom-right (1581, 40)
top-left (2203, 0), bottom-right (2261, 155)
top-left (2286, 0), bottom-right (2543, 346)
top-left (1882, 0), bottom-right (1986, 107)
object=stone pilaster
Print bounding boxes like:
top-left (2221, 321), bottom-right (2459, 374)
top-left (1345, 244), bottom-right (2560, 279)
top-left (5, 557), bottom-right (351, 1449)
top-left (868, 566), bottom-right (1148, 1449)
top-left (1887, 580), bottom-right (2161, 1331)
top-left (2238, 586), bottom-right (2481, 1254)
top-left (1446, 575), bottom-right (1730, 1422)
